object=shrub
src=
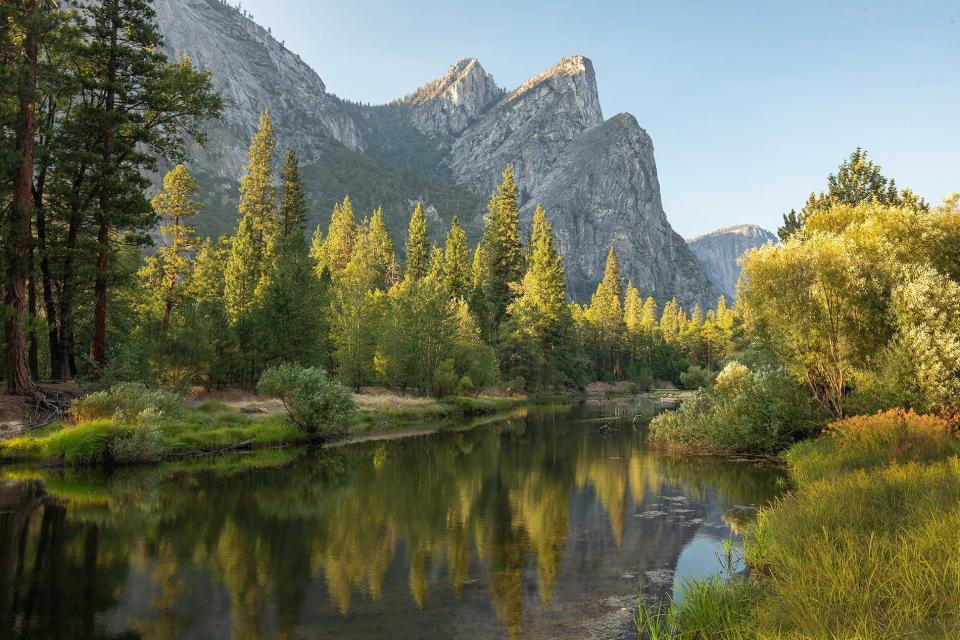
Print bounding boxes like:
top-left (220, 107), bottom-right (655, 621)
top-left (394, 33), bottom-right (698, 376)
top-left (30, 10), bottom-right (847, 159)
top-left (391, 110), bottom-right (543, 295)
top-left (109, 425), bottom-right (166, 464)
top-left (257, 364), bottom-right (355, 435)
top-left (650, 361), bottom-right (820, 453)
top-left (432, 358), bottom-right (459, 398)
top-left (71, 383), bottom-right (182, 425)
top-left (680, 365), bottom-right (714, 390)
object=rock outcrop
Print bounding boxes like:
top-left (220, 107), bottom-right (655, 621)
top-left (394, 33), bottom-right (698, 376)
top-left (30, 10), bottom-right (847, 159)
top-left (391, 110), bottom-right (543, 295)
top-left (401, 58), bottom-right (503, 138)
top-left (521, 114), bottom-right (719, 307)
top-left (686, 225), bottom-right (777, 299)
top-left (447, 55), bottom-right (604, 198)
top-left (153, 0), bottom-right (721, 307)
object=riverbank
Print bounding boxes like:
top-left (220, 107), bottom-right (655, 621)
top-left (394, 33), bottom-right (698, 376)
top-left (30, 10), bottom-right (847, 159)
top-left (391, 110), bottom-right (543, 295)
top-left (0, 390), bottom-right (529, 468)
top-left (638, 409), bottom-right (960, 638)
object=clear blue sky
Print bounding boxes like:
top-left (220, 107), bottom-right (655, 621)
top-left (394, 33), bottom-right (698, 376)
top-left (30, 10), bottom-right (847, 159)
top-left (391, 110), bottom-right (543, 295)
top-left (238, 0), bottom-right (958, 237)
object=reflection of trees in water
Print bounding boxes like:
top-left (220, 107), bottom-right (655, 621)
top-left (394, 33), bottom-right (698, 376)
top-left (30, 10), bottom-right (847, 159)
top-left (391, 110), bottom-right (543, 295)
top-left (0, 407), bottom-right (786, 639)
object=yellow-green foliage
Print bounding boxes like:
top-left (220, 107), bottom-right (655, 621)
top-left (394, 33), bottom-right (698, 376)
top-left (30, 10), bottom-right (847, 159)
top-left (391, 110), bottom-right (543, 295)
top-left (43, 420), bottom-right (135, 465)
top-left (644, 410), bottom-right (960, 639)
top-left (787, 409), bottom-right (960, 485)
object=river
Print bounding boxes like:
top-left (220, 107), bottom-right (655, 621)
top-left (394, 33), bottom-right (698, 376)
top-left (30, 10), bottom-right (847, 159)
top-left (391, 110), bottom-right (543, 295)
top-left (0, 399), bottom-right (785, 639)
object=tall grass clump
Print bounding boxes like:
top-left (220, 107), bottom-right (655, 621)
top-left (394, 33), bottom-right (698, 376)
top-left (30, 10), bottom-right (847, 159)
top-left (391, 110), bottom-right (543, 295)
top-left (649, 361), bottom-right (820, 453)
top-left (786, 409), bottom-right (960, 484)
top-left (70, 382), bottom-right (183, 424)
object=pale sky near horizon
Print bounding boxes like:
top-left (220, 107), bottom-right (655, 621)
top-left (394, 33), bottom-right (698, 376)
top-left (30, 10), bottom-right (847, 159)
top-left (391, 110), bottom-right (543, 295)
top-left (236, 0), bottom-right (958, 237)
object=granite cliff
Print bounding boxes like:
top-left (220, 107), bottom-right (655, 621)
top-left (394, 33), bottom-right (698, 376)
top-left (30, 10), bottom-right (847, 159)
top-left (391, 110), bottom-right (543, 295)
top-left (686, 225), bottom-right (777, 299)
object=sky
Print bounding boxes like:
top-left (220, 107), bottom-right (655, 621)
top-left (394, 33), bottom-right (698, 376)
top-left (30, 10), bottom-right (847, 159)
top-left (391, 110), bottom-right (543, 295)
top-left (237, 0), bottom-right (958, 237)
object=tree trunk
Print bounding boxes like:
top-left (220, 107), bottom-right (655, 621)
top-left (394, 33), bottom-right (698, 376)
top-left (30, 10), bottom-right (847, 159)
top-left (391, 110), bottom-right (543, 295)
top-left (89, 6), bottom-right (118, 373)
top-left (27, 273), bottom-right (39, 379)
top-left (4, 0), bottom-right (38, 395)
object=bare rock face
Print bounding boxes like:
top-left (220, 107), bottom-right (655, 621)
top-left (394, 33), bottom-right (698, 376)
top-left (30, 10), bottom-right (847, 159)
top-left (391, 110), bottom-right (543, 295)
top-left (447, 55), bottom-right (604, 198)
top-left (153, 0), bottom-right (362, 182)
top-left (686, 225), bottom-right (777, 299)
top-left (401, 58), bottom-right (503, 138)
top-left (521, 114), bottom-right (720, 308)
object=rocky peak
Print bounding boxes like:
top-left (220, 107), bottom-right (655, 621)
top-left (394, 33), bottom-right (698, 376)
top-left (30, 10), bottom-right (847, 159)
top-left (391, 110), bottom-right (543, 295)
top-left (520, 113), bottom-right (719, 308)
top-left (686, 225), bottom-right (778, 299)
top-left (402, 58), bottom-right (503, 137)
top-left (448, 54), bottom-right (604, 198)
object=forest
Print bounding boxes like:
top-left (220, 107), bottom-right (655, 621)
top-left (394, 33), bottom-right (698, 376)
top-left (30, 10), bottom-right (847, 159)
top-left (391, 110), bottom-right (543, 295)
top-left (0, 1), bottom-right (732, 406)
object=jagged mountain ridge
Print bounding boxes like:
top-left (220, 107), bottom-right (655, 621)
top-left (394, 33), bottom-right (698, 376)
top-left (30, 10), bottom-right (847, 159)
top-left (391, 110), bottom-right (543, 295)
top-left (153, 0), bottom-right (719, 308)
top-left (686, 225), bottom-right (778, 299)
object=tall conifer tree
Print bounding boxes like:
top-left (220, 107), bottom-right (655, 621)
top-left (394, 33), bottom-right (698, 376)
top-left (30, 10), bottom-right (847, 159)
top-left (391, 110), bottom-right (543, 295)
top-left (442, 216), bottom-right (471, 300)
top-left (405, 202), bottom-right (430, 281)
top-left (482, 164), bottom-right (524, 330)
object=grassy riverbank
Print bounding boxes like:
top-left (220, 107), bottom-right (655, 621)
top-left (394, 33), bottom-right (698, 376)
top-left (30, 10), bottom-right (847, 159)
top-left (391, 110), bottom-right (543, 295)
top-left (0, 390), bottom-right (526, 467)
top-left (638, 409), bottom-right (960, 639)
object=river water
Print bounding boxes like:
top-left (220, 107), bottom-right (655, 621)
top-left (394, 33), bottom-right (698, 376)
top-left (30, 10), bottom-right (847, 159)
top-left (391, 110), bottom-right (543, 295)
top-left (0, 400), bottom-right (785, 639)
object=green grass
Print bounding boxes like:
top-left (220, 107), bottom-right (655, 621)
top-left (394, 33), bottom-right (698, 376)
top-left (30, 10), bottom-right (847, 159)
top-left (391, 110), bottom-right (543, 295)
top-left (637, 409), bottom-right (960, 639)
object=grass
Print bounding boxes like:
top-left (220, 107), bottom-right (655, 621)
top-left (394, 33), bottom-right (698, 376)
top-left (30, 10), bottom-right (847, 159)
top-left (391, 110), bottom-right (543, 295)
top-left (636, 409), bottom-right (960, 639)
top-left (0, 390), bottom-right (529, 468)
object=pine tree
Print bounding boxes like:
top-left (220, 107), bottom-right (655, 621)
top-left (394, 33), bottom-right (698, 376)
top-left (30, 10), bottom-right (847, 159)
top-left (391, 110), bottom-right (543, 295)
top-left (83, 0), bottom-right (221, 370)
top-left (405, 202), bottom-right (430, 281)
top-left (148, 164), bottom-right (201, 332)
top-left (314, 196), bottom-right (356, 278)
top-left (278, 148), bottom-right (307, 238)
top-left (367, 207), bottom-right (398, 290)
top-left (586, 246), bottom-right (626, 377)
top-left (640, 297), bottom-right (658, 333)
top-left (504, 205), bottom-right (579, 386)
top-left (623, 283), bottom-right (642, 334)
top-left (482, 164), bottom-right (524, 330)
top-left (442, 216), bottom-right (471, 300)
top-left (224, 110), bottom-right (277, 315)
top-left (223, 216), bottom-right (259, 322)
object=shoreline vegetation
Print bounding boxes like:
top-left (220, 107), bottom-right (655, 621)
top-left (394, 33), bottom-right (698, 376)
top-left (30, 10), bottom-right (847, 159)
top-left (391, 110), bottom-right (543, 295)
top-left (635, 151), bottom-right (960, 638)
top-left (0, 385), bottom-right (534, 468)
top-left (637, 410), bottom-right (960, 639)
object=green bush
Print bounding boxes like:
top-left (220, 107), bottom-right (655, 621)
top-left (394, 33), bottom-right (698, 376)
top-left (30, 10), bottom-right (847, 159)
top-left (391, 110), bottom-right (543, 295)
top-left (432, 358), bottom-right (459, 398)
top-left (71, 383), bottom-right (182, 425)
top-left (680, 365), bottom-right (714, 390)
top-left (257, 364), bottom-right (355, 435)
top-left (109, 426), bottom-right (166, 464)
top-left (650, 361), bottom-right (820, 453)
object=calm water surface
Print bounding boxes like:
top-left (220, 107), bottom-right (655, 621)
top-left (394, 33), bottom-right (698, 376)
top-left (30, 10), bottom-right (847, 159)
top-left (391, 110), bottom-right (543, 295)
top-left (0, 401), bottom-right (786, 639)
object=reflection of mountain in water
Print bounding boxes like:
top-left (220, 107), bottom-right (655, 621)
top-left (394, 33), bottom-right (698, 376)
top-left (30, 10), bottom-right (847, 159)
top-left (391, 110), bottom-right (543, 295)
top-left (0, 405), bottom-right (785, 639)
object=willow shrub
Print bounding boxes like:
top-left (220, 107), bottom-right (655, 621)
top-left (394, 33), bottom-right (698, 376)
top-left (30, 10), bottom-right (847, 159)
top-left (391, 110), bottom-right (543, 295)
top-left (649, 361), bottom-right (820, 453)
top-left (257, 364), bottom-right (355, 436)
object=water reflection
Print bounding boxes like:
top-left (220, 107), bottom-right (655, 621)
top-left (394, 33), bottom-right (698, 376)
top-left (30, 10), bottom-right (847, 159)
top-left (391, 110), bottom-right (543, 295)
top-left (0, 403), bottom-right (785, 639)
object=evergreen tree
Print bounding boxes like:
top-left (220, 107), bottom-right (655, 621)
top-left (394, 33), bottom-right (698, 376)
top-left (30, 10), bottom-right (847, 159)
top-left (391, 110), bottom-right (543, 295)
top-left (405, 202), bottom-right (430, 281)
top-left (147, 165), bottom-right (201, 333)
top-left (442, 216), bottom-right (471, 300)
top-left (188, 238), bottom-right (235, 387)
top-left (778, 148), bottom-right (928, 240)
top-left (313, 196), bottom-right (356, 278)
top-left (82, 0), bottom-right (221, 370)
top-left (278, 148), bottom-right (307, 238)
top-left (504, 205), bottom-right (580, 386)
top-left (367, 207), bottom-right (398, 290)
top-left (223, 111), bottom-right (277, 322)
top-left (482, 164), bottom-right (524, 330)
top-left (224, 215), bottom-right (259, 322)
top-left (585, 246), bottom-right (626, 378)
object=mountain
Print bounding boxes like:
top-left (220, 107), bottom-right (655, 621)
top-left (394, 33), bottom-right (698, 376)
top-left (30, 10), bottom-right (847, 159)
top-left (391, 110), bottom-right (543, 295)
top-left (686, 225), bottom-right (778, 299)
top-left (153, 0), bottom-right (719, 308)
